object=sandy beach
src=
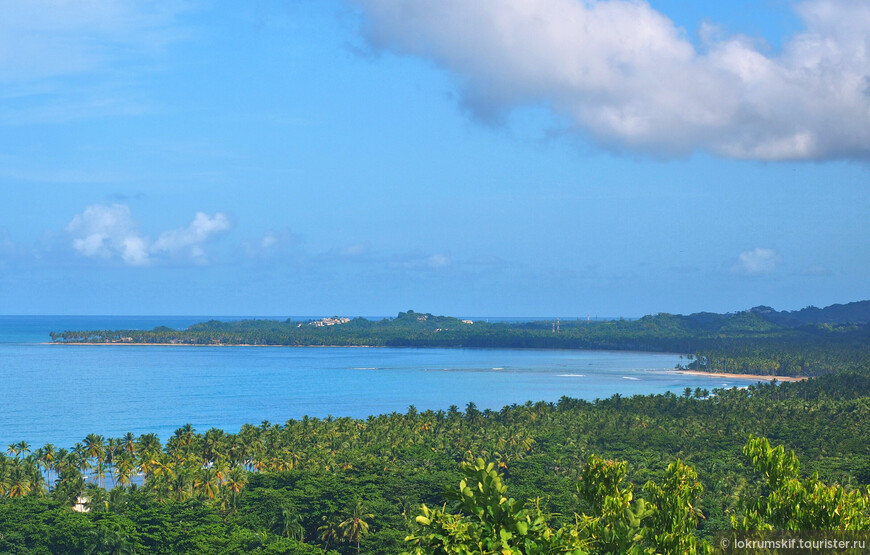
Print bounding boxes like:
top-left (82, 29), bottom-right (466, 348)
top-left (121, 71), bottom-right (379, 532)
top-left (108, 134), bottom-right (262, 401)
top-left (671, 369), bottom-right (808, 382)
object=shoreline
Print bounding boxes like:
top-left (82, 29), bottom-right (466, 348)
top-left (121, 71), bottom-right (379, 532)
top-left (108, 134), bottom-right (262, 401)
top-left (45, 343), bottom-right (809, 382)
top-left (45, 342), bottom-right (379, 347)
top-left (670, 369), bottom-right (807, 382)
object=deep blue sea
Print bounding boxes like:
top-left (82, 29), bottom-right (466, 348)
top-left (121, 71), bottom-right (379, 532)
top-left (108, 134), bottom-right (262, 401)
top-left (0, 316), bottom-right (760, 449)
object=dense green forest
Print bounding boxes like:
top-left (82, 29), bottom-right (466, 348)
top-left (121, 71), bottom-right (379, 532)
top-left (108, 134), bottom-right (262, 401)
top-left (52, 302), bottom-right (870, 377)
top-left (3, 372), bottom-right (870, 553)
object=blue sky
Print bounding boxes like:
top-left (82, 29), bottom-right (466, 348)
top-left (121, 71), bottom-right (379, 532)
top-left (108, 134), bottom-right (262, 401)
top-left (0, 0), bottom-right (868, 317)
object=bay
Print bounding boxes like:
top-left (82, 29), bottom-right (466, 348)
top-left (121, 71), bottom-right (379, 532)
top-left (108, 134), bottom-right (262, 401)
top-left (0, 316), bottom-right (759, 449)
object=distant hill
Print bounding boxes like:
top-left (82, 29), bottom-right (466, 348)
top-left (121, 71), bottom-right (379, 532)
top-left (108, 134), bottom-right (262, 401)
top-left (747, 300), bottom-right (870, 326)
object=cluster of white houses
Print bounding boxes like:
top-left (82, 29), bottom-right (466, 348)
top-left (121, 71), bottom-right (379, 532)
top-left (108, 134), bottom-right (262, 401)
top-left (299, 317), bottom-right (352, 328)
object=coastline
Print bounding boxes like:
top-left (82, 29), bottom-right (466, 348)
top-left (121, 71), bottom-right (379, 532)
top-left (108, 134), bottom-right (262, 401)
top-left (44, 344), bottom-right (809, 382)
top-left (45, 342), bottom-right (379, 347)
top-left (670, 369), bottom-right (808, 382)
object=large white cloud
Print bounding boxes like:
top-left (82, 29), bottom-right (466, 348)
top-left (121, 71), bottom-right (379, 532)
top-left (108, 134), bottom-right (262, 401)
top-left (352, 0), bottom-right (870, 161)
top-left (67, 204), bottom-right (230, 266)
top-left (66, 204), bottom-right (150, 266)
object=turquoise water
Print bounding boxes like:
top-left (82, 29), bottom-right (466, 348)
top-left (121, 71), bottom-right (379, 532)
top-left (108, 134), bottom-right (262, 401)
top-left (0, 316), bottom-right (759, 449)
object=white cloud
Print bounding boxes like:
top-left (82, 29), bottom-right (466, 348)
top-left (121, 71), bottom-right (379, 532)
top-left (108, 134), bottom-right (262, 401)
top-left (801, 263), bottom-right (831, 276)
top-left (352, 0), bottom-right (870, 161)
top-left (733, 248), bottom-right (781, 276)
top-left (66, 204), bottom-right (148, 265)
top-left (427, 254), bottom-right (451, 269)
top-left (151, 212), bottom-right (231, 262)
top-left (261, 233), bottom-right (279, 250)
top-left (392, 252), bottom-right (452, 270)
top-left (67, 204), bottom-right (230, 266)
top-left (340, 242), bottom-right (372, 257)
top-left (242, 229), bottom-right (300, 258)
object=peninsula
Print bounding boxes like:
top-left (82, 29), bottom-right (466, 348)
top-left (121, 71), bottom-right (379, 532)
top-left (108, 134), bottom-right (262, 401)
top-left (51, 301), bottom-right (870, 378)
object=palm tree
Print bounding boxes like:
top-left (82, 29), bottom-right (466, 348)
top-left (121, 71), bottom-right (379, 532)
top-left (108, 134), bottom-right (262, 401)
top-left (168, 424), bottom-right (196, 463)
top-left (114, 453), bottom-right (135, 489)
top-left (176, 423), bottom-right (196, 446)
top-left (54, 457), bottom-right (86, 507)
top-left (84, 482), bottom-right (109, 512)
top-left (6, 463), bottom-right (32, 497)
top-left (16, 441), bottom-right (30, 458)
top-left (84, 434), bottom-right (106, 487)
top-left (173, 466), bottom-right (193, 502)
top-left (0, 456), bottom-right (10, 496)
top-left (105, 438), bottom-right (119, 486)
top-left (136, 434), bottom-right (161, 459)
top-left (121, 433), bottom-right (137, 458)
top-left (272, 505), bottom-right (305, 540)
top-left (136, 434), bottom-right (162, 483)
top-left (25, 460), bottom-right (47, 497)
top-left (339, 500), bottom-right (373, 554)
top-left (193, 466), bottom-right (219, 500)
top-left (84, 526), bottom-right (136, 555)
top-left (200, 428), bottom-right (225, 465)
top-left (73, 442), bottom-right (92, 478)
top-left (106, 486), bottom-right (128, 513)
top-left (6, 444), bottom-right (17, 459)
top-left (35, 444), bottom-right (57, 488)
top-left (223, 467), bottom-right (247, 510)
top-left (317, 516), bottom-right (340, 552)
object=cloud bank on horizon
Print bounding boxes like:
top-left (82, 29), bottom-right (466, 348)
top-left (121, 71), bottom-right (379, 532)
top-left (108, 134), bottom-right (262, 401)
top-left (352, 0), bottom-right (870, 161)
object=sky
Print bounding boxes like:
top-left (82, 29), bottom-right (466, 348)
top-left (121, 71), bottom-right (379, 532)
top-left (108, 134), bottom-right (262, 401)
top-left (0, 0), bottom-right (868, 317)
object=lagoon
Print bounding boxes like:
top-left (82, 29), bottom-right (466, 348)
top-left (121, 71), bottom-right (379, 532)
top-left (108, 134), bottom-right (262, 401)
top-left (0, 316), bottom-right (761, 448)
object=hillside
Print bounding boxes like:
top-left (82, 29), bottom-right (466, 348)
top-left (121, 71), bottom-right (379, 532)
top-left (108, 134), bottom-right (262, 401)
top-left (749, 300), bottom-right (870, 326)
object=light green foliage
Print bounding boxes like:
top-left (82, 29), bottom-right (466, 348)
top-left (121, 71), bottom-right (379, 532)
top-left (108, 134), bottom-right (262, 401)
top-left (406, 456), bottom-right (713, 554)
top-left (576, 456), bottom-right (712, 554)
top-left (642, 461), bottom-right (711, 554)
top-left (404, 458), bottom-right (589, 554)
top-left (576, 455), bottom-right (650, 553)
top-left (735, 435), bottom-right (870, 531)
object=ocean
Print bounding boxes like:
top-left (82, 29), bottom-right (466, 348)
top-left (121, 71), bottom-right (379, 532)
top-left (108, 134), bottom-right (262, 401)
top-left (0, 315), bottom-right (759, 449)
